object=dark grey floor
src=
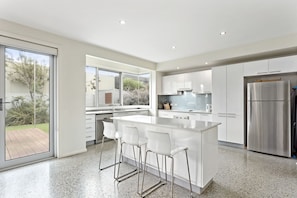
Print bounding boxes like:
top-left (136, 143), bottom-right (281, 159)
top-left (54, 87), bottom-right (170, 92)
top-left (0, 142), bottom-right (297, 198)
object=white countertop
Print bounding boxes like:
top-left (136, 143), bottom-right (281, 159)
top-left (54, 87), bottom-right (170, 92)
top-left (158, 109), bottom-right (212, 114)
top-left (86, 108), bottom-right (148, 115)
top-left (112, 115), bottom-right (220, 132)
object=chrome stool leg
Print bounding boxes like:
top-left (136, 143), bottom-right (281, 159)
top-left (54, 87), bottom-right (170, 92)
top-left (116, 143), bottom-right (140, 182)
top-left (185, 149), bottom-right (193, 197)
top-left (99, 136), bottom-right (120, 172)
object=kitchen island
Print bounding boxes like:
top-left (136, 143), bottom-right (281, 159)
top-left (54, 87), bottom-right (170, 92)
top-left (112, 115), bottom-right (220, 194)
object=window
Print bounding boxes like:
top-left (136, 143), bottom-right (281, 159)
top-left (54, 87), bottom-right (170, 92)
top-left (85, 66), bottom-right (150, 107)
top-left (97, 70), bottom-right (120, 106)
top-left (123, 73), bottom-right (150, 105)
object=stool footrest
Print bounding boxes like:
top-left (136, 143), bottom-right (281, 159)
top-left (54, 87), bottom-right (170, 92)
top-left (116, 168), bottom-right (139, 182)
top-left (140, 180), bottom-right (166, 197)
top-left (99, 161), bottom-right (121, 171)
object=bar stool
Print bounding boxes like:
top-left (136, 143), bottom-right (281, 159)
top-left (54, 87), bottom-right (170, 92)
top-left (98, 121), bottom-right (121, 179)
top-left (140, 130), bottom-right (192, 198)
top-left (116, 126), bottom-right (147, 193)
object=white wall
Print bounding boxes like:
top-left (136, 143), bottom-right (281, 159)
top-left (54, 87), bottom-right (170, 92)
top-left (0, 19), bottom-right (156, 158)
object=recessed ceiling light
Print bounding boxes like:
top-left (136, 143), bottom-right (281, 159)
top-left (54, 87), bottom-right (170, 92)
top-left (119, 20), bottom-right (126, 25)
top-left (176, 67), bottom-right (180, 70)
top-left (205, 62), bottom-right (208, 65)
top-left (220, 31), bottom-right (226, 35)
top-left (172, 46), bottom-right (176, 50)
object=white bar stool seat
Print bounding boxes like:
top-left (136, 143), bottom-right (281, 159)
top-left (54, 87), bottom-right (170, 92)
top-left (116, 126), bottom-right (147, 194)
top-left (98, 121), bottom-right (121, 179)
top-left (140, 130), bottom-right (193, 198)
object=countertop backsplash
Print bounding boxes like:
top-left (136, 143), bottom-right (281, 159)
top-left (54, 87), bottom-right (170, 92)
top-left (158, 92), bottom-right (212, 111)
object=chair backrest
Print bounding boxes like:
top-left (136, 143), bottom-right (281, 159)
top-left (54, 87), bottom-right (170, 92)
top-left (102, 121), bottom-right (116, 139)
top-left (122, 126), bottom-right (139, 145)
top-left (146, 131), bottom-right (171, 155)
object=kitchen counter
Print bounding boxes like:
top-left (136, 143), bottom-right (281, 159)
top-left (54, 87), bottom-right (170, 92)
top-left (112, 115), bottom-right (219, 132)
top-left (158, 109), bottom-right (212, 114)
top-left (113, 115), bottom-right (220, 194)
top-left (86, 108), bottom-right (148, 115)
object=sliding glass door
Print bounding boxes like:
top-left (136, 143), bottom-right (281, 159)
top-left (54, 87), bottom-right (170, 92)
top-left (0, 45), bottom-right (55, 169)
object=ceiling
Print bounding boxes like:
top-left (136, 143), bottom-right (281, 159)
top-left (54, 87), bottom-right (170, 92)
top-left (0, 0), bottom-right (297, 64)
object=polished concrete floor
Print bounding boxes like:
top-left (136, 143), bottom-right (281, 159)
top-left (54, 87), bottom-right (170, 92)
top-left (0, 142), bottom-right (297, 198)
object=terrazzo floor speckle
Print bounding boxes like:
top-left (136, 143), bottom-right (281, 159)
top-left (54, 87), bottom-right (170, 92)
top-left (0, 142), bottom-right (297, 198)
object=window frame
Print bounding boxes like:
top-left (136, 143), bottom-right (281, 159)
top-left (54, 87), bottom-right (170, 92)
top-left (85, 66), bottom-right (151, 108)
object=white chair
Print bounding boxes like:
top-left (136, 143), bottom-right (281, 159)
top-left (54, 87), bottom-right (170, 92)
top-left (140, 131), bottom-right (192, 198)
top-left (116, 126), bottom-right (147, 194)
top-left (98, 121), bottom-right (121, 179)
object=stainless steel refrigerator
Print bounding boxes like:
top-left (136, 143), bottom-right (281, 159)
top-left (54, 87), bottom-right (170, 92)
top-left (247, 80), bottom-right (291, 157)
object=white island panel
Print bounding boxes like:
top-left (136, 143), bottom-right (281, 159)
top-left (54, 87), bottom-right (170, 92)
top-left (113, 115), bottom-right (220, 194)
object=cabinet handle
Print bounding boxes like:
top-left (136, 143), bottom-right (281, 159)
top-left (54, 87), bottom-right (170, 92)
top-left (86, 136), bottom-right (92, 138)
top-left (226, 113), bottom-right (236, 118)
top-left (269, 70), bottom-right (281, 73)
top-left (257, 71), bottom-right (268, 74)
top-left (86, 127), bottom-right (93, 129)
top-left (218, 113), bottom-right (227, 117)
top-left (86, 118), bottom-right (92, 120)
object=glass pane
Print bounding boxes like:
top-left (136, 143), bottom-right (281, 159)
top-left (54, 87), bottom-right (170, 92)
top-left (123, 73), bottom-right (150, 105)
top-left (5, 47), bottom-right (50, 160)
top-left (138, 73), bottom-right (150, 105)
top-left (85, 66), bottom-right (96, 107)
top-left (98, 70), bottom-right (120, 106)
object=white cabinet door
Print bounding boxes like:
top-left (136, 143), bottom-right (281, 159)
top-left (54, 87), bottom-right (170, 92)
top-left (158, 110), bottom-right (174, 118)
top-left (227, 115), bottom-right (244, 144)
top-left (269, 55), bottom-right (297, 74)
top-left (162, 75), bottom-right (176, 94)
top-left (213, 114), bottom-right (227, 141)
top-left (183, 73), bottom-right (192, 90)
top-left (212, 64), bottom-right (244, 144)
top-left (243, 59), bottom-right (269, 76)
top-left (191, 70), bottom-right (212, 93)
top-left (226, 64), bottom-right (244, 115)
top-left (212, 66), bottom-right (227, 114)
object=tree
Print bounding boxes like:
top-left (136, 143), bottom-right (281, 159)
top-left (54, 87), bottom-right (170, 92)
top-left (6, 53), bottom-right (49, 101)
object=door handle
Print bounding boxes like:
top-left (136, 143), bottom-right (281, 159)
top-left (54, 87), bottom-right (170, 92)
top-left (0, 99), bottom-right (11, 111)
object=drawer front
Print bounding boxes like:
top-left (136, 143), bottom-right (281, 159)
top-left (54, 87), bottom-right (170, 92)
top-left (85, 122), bottom-right (95, 132)
top-left (85, 114), bottom-right (95, 123)
top-left (86, 131), bottom-right (95, 141)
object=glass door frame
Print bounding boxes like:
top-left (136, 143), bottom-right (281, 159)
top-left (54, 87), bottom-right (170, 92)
top-left (0, 45), bottom-right (56, 170)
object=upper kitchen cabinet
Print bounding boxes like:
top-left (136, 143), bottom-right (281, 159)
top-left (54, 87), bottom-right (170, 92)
top-left (212, 64), bottom-right (244, 144)
top-left (162, 74), bottom-right (190, 94)
top-left (161, 70), bottom-right (212, 95)
top-left (269, 55), bottom-right (297, 73)
top-left (190, 70), bottom-right (212, 93)
top-left (243, 60), bottom-right (269, 76)
top-left (244, 55), bottom-right (297, 76)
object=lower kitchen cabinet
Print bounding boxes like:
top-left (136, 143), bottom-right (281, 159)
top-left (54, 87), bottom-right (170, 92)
top-left (85, 114), bottom-right (95, 142)
top-left (213, 114), bottom-right (243, 144)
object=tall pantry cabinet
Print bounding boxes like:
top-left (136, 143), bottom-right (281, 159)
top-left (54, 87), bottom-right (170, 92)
top-left (212, 64), bottom-right (244, 144)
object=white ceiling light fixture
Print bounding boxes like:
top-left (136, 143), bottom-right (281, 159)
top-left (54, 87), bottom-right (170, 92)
top-left (205, 62), bottom-right (208, 65)
top-left (220, 31), bottom-right (226, 35)
top-left (172, 46), bottom-right (176, 50)
top-left (176, 66), bottom-right (180, 70)
top-left (119, 20), bottom-right (126, 25)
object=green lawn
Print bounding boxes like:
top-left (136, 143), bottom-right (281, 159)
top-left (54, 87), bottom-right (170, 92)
top-left (6, 123), bottom-right (49, 133)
